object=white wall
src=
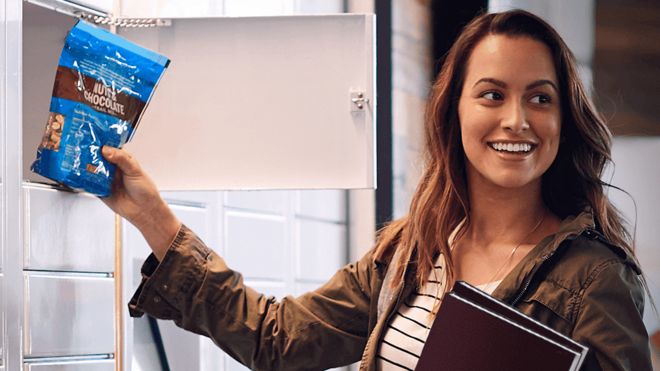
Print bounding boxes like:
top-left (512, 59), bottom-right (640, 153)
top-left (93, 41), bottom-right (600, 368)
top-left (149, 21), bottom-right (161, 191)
top-left (391, 0), bottom-right (431, 219)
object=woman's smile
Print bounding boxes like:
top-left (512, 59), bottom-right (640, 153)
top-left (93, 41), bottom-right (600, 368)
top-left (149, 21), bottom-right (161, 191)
top-left (487, 140), bottom-right (537, 158)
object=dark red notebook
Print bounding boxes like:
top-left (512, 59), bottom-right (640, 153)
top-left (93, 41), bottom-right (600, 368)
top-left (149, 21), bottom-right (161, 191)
top-left (415, 281), bottom-right (588, 371)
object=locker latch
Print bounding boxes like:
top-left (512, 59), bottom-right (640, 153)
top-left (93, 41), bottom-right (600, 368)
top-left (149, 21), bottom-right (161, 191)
top-left (350, 91), bottom-right (370, 112)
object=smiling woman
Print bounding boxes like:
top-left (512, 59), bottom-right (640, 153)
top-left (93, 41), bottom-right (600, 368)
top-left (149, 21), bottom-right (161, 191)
top-left (373, 9), bottom-right (651, 370)
top-left (98, 9), bottom-right (651, 371)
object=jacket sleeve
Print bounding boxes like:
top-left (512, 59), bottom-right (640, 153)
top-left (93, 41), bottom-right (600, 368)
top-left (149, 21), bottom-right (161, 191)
top-left (571, 259), bottom-right (652, 371)
top-left (129, 224), bottom-right (376, 371)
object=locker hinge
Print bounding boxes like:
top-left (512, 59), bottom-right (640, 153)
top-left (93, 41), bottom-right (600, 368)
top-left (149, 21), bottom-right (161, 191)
top-left (83, 14), bottom-right (172, 28)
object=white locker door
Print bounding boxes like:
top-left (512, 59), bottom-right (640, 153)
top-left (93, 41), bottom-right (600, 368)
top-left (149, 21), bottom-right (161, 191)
top-left (118, 14), bottom-right (376, 191)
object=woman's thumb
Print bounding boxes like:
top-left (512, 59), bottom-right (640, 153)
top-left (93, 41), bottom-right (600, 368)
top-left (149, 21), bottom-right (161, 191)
top-left (102, 146), bottom-right (141, 176)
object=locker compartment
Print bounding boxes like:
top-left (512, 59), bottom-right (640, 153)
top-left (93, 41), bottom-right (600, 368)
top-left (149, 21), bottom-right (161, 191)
top-left (23, 3), bottom-right (376, 191)
top-left (22, 2), bottom-right (80, 185)
top-left (24, 185), bottom-right (115, 273)
top-left (24, 359), bottom-right (114, 371)
top-left (24, 273), bottom-right (115, 357)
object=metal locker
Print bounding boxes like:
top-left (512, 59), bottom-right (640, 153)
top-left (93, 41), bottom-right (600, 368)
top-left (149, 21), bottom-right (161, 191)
top-left (24, 185), bottom-right (115, 273)
top-left (23, 273), bottom-right (115, 358)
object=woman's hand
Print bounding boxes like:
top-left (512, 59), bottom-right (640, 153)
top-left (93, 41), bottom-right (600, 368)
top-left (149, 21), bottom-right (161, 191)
top-left (102, 146), bottom-right (181, 261)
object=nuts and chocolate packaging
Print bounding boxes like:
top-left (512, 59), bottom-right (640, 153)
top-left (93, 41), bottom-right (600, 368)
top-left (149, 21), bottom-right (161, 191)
top-left (31, 20), bottom-right (169, 197)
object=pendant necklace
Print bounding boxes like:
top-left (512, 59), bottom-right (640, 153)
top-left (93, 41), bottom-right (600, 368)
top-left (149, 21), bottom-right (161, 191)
top-left (480, 211), bottom-right (546, 293)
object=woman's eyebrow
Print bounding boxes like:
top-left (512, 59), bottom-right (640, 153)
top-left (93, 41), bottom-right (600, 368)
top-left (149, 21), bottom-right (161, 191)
top-left (472, 77), bottom-right (558, 92)
top-left (526, 79), bottom-right (558, 92)
top-left (473, 77), bottom-right (506, 88)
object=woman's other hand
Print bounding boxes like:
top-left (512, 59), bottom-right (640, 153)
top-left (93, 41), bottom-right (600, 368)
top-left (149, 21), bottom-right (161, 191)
top-left (102, 146), bottom-right (180, 261)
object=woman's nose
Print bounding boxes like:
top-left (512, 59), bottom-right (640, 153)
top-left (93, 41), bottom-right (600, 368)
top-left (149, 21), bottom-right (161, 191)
top-left (501, 102), bottom-right (530, 133)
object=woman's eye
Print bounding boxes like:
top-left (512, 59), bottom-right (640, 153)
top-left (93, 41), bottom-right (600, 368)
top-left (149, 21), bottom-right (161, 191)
top-left (481, 91), bottom-right (503, 101)
top-left (530, 94), bottom-right (552, 104)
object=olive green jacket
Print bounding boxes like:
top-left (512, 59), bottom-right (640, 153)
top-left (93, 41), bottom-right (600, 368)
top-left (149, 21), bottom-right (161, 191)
top-left (129, 212), bottom-right (651, 370)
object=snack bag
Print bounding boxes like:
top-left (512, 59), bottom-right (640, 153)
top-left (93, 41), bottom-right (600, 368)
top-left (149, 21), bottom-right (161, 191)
top-left (31, 20), bottom-right (169, 197)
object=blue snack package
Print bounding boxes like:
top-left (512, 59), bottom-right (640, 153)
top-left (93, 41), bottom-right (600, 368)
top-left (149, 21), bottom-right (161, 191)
top-left (31, 20), bottom-right (169, 197)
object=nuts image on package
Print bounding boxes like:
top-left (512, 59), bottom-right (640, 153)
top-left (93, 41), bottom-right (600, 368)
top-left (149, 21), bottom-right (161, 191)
top-left (39, 112), bottom-right (64, 151)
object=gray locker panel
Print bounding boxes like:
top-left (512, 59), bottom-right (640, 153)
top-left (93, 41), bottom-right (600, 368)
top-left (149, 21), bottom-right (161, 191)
top-left (24, 360), bottom-right (114, 371)
top-left (24, 273), bottom-right (115, 357)
top-left (24, 185), bottom-right (115, 273)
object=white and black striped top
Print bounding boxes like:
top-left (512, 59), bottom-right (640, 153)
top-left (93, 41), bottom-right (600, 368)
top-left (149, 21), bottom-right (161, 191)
top-left (376, 254), bottom-right (501, 370)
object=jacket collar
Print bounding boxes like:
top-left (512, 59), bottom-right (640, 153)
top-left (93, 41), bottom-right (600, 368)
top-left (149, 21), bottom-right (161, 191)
top-left (374, 209), bottom-right (641, 315)
top-left (490, 209), bottom-right (641, 304)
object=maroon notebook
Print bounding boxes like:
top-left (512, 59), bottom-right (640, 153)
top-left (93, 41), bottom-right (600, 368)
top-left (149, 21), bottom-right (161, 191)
top-left (415, 281), bottom-right (588, 371)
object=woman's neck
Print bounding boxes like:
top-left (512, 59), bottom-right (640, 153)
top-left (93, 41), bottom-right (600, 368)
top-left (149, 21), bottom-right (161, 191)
top-left (465, 173), bottom-right (549, 246)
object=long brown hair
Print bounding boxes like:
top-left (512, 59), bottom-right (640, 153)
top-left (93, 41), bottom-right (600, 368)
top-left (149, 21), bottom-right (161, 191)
top-left (375, 10), bottom-right (635, 291)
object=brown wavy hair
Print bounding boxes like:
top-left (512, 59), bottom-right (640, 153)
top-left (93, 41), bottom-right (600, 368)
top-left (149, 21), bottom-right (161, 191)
top-left (374, 9), bottom-right (636, 291)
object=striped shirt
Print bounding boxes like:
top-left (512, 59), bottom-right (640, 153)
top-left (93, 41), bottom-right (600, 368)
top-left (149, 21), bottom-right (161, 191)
top-left (376, 254), bottom-right (501, 370)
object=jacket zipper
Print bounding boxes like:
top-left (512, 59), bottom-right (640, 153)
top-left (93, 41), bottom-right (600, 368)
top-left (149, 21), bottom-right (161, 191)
top-left (510, 231), bottom-right (584, 306)
top-left (511, 253), bottom-right (551, 306)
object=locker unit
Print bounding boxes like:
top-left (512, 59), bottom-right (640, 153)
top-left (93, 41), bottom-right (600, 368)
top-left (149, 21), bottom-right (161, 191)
top-left (2, 0), bottom-right (375, 370)
top-left (24, 185), bottom-right (115, 273)
top-left (23, 273), bottom-right (115, 357)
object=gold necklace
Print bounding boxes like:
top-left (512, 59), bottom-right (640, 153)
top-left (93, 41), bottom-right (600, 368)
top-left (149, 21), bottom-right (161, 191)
top-left (481, 212), bottom-right (546, 290)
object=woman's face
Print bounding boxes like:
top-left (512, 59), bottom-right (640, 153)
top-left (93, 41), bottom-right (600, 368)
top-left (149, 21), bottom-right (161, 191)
top-left (458, 35), bottom-right (561, 190)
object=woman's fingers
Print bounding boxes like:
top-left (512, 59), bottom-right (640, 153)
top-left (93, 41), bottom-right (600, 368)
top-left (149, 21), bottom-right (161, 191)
top-left (102, 146), bottom-right (142, 177)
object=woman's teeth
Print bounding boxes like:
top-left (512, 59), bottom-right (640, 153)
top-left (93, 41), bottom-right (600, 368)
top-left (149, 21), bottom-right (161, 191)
top-left (489, 142), bottom-right (533, 153)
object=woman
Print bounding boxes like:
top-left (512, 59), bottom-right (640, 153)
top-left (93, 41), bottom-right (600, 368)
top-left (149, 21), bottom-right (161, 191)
top-left (101, 10), bottom-right (651, 371)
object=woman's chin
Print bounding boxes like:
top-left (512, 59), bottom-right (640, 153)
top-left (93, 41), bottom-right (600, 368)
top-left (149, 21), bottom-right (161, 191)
top-left (479, 173), bottom-right (540, 190)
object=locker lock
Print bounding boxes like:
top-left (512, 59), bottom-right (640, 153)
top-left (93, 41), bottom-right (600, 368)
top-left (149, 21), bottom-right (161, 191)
top-left (351, 91), bottom-right (370, 111)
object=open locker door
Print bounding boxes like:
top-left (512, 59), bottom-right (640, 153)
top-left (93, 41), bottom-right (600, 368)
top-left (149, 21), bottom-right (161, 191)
top-left (117, 15), bottom-right (375, 191)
